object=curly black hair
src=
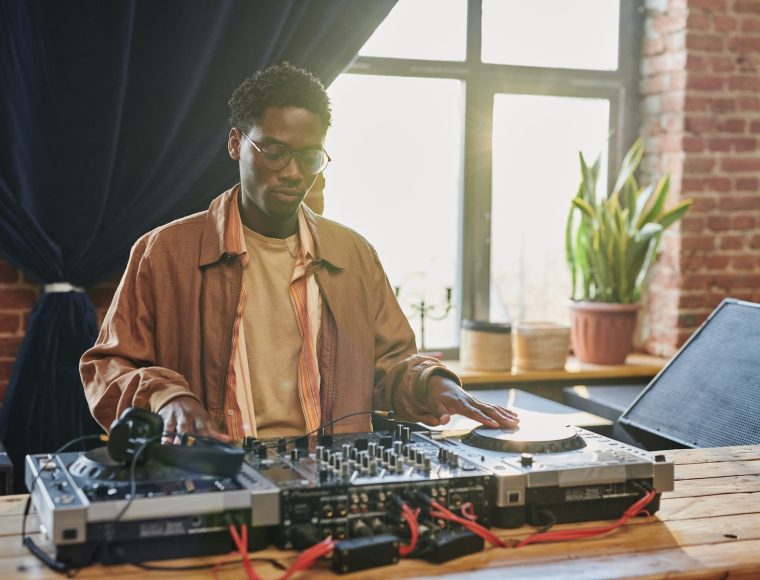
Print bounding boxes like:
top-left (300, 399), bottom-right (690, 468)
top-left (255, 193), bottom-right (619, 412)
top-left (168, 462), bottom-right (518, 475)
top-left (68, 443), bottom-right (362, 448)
top-left (228, 63), bottom-right (332, 133)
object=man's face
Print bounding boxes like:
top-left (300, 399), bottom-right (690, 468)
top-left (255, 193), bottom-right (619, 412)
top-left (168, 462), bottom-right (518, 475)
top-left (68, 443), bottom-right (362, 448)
top-left (230, 106), bottom-right (325, 232)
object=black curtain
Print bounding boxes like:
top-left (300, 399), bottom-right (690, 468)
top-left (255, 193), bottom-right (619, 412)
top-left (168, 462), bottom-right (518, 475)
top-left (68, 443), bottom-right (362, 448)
top-left (0, 0), bottom-right (396, 491)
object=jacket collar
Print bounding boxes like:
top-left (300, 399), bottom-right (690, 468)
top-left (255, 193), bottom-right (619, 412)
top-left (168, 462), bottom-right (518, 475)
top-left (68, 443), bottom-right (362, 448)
top-left (199, 185), bottom-right (344, 270)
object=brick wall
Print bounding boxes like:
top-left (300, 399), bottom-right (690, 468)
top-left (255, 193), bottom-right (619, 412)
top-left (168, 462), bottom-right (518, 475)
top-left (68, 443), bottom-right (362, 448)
top-left (0, 257), bottom-right (118, 403)
top-left (641, 0), bottom-right (760, 356)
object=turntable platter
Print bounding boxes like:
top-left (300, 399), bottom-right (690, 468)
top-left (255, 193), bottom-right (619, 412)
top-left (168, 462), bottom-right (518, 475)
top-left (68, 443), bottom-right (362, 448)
top-left (461, 424), bottom-right (587, 454)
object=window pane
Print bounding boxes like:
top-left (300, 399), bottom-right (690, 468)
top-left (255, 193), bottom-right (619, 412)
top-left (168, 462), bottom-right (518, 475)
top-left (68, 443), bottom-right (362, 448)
top-left (359, 0), bottom-right (467, 62)
top-left (482, 0), bottom-right (620, 71)
top-left (325, 75), bottom-right (464, 349)
top-left (490, 94), bottom-right (609, 325)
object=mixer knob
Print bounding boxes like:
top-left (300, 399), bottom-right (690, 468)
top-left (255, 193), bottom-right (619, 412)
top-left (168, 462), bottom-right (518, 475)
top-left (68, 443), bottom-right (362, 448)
top-left (394, 441), bottom-right (403, 454)
top-left (290, 449), bottom-right (301, 461)
top-left (520, 453), bottom-right (534, 467)
top-left (448, 453), bottom-right (459, 468)
top-left (423, 457), bottom-right (432, 471)
top-left (367, 443), bottom-right (377, 456)
top-left (342, 444), bottom-right (352, 458)
top-left (341, 462), bottom-right (350, 479)
top-left (402, 427), bottom-right (411, 441)
top-left (277, 437), bottom-right (287, 453)
top-left (350, 447), bottom-right (358, 460)
top-left (243, 436), bottom-right (257, 451)
top-left (369, 460), bottom-right (378, 476)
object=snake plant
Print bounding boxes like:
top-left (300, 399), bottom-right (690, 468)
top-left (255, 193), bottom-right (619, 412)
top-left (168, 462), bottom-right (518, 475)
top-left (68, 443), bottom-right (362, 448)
top-left (565, 139), bottom-right (692, 304)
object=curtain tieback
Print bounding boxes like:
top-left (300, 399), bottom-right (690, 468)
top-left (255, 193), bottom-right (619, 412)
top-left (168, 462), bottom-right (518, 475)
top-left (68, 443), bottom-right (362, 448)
top-left (44, 282), bottom-right (85, 293)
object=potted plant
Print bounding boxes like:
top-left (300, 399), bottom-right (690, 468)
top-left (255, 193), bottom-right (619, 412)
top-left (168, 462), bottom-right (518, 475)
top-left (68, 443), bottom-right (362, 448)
top-left (565, 139), bottom-right (692, 364)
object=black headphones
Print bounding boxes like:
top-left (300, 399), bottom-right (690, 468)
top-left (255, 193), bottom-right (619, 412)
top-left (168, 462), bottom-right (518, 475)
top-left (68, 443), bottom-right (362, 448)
top-left (107, 407), bottom-right (244, 478)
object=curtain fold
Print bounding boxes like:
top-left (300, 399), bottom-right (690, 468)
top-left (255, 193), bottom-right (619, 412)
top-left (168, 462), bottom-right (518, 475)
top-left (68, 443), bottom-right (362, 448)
top-left (0, 0), bottom-right (396, 490)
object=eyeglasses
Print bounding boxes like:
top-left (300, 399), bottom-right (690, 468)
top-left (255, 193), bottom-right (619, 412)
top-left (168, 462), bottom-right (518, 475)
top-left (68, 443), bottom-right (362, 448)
top-left (241, 131), bottom-right (330, 175)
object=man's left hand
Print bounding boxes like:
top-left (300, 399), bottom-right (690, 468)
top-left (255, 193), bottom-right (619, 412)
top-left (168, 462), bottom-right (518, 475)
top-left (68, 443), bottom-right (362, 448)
top-left (415, 375), bottom-right (520, 428)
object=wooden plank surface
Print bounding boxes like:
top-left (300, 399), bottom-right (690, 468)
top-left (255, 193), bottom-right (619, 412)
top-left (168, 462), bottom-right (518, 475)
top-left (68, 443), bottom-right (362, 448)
top-left (450, 353), bottom-right (666, 386)
top-left (0, 445), bottom-right (757, 579)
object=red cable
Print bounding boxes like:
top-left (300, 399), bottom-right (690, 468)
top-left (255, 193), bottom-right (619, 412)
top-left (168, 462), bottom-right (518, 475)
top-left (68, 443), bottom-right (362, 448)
top-left (399, 504), bottom-right (420, 556)
top-left (228, 524), bottom-right (262, 580)
top-left (515, 489), bottom-right (657, 548)
top-left (429, 500), bottom-right (508, 548)
top-left (280, 537), bottom-right (335, 580)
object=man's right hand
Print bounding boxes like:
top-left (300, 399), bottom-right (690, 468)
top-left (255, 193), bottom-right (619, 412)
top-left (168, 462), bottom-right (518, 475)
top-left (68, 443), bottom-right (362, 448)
top-left (158, 397), bottom-right (232, 444)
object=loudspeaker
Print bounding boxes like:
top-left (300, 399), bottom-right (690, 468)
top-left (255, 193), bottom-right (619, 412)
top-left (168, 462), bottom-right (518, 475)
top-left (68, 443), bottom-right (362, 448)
top-left (618, 298), bottom-right (760, 449)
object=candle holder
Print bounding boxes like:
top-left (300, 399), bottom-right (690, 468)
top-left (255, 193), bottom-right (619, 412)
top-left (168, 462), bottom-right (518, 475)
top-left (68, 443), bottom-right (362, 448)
top-left (394, 286), bottom-right (454, 350)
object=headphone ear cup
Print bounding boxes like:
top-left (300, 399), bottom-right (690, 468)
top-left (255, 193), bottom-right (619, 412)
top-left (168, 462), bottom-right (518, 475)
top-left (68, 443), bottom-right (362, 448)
top-left (107, 407), bottom-right (165, 462)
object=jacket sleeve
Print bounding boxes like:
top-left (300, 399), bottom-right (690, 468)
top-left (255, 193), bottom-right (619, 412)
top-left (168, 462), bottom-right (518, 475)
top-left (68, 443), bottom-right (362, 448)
top-left (367, 246), bottom-right (462, 416)
top-left (80, 235), bottom-right (202, 431)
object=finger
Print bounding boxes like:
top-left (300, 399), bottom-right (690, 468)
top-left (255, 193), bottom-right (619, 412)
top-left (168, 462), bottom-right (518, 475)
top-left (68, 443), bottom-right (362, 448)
top-left (415, 414), bottom-right (443, 427)
top-left (471, 401), bottom-right (519, 427)
top-left (161, 436), bottom-right (174, 445)
top-left (208, 428), bottom-right (232, 442)
top-left (455, 400), bottom-right (500, 428)
top-left (177, 416), bottom-right (194, 435)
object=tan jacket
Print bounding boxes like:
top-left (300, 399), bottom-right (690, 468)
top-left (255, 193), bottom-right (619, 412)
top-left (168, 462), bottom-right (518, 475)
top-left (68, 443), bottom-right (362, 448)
top-left (80, 187), bottom-right (457, 435)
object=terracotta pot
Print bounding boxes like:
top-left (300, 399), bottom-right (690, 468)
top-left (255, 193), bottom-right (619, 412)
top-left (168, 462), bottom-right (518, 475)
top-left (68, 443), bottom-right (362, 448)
top-left (569, 301), bottom-right (641, 365)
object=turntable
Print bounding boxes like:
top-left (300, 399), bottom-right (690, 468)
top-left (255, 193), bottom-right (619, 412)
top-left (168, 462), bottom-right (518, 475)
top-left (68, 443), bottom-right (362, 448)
top-left (413, 423), bottom-right (674, 528)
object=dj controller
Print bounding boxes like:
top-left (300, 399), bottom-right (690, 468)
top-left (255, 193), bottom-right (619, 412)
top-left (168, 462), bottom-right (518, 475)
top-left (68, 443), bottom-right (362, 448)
top-left (26, 417), bottom-right (674, 570)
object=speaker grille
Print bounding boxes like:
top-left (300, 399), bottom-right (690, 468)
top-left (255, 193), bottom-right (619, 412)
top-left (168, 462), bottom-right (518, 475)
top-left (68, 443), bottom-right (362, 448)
top-left (621, 299), bottom-right (760, 448)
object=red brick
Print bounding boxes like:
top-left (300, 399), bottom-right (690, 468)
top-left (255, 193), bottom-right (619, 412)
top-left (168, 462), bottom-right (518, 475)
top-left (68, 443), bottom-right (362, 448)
top-left (737, 96), bottom-right (760, 111)
top-left (706, 255), bottom-right (731, 269)
top-left (690, 0), bottom-right (728, 11)
top-left (718, 195), bottom-right (760, 211)
top-left (732, 255), bottom-right (760, 270)
top-left (721, 157), bottom-right (760, 172)
top-left (720, 235), bottom-right (745, 250)
top-left (678, 294), bottom-right (705, 309)
top-left (681, 272), bottom-right (714, 289)
top-left (685, 116), bottom-right (716, 132)
top-left (721, 273), bottom-right (760, 287)
top-left (684, 96), bottom-right (713, 112)
top-left (707, 215), bottom-right (732, 230)
top-left (714, 15), bottom-right (738, 31)
top-left (688, 74), bottom-right (725, 91)
top-left (0, 313), bottom-right (20, 334)
top-left (711, 97), bottom-right (736, 112)
top-left (685, 12), bottom-right (710, 30)
top-left (732, 215), bottom-right (756, 229)
top-left (684, 156), bottom-right (716, 173)
top-left (736, 177), bottom-right (759, 190)
top-left (681, 177), bottom-right (706, 193)
top-left (0, 261), bottom-right (19, 284)
top-left (741, 17), bottom-right (760, 32)
top-left (690, 196), bottom-right (718, 211)
top-left (0, 336), bottom-right (21, 358)
top-left (728, 37), bottom-right (760, 52)
top-left (735, 0), bottom-right (760, 14)
top-left (706, 177), bottom-right (731, 191)
top-left (750, 234), bottom-right (760, 248)
top-left (733, 137), bottom-right (757, 152)
top-left (686, 55), bottom-right (708, 73)
top-left (718, 119), bottom-right (746, 133)
top-left (686, 34), bottom-right (724, 51)
top-left (0, 289), bottom-right (38, 310)
top-left (681, 216), bottom-right (706, 232)
top-left (0, 360), bottom-right (14, 382)
top-left (708, 137), bottom-right (731, 152)
top-left (750, 120), bottom-right (760, 133)
top-left (729, 76), bottom-right (760, 91)
top-left (681, 236), bottom-right (716, 251)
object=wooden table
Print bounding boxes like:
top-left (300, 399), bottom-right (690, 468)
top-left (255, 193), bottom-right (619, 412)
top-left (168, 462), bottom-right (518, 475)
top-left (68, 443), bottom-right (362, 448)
top-left (1, 445), bottom-right (759, 579)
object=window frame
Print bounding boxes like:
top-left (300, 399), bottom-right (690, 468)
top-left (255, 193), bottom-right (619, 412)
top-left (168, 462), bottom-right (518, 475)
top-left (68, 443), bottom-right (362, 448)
top-left (342, 0), bottom-right (643, 355)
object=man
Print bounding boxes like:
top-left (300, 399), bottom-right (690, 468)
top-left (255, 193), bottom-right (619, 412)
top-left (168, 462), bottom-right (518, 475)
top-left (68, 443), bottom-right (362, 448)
top-left (80, 63), bottom-right (518, 442)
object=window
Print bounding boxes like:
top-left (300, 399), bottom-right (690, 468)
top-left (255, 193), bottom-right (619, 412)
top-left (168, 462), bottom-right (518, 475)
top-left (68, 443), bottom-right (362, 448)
top-left (324, 0), bottom-right (640, 353)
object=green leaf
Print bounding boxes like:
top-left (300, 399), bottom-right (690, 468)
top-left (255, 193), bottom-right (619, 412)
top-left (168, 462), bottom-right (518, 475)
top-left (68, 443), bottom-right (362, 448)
top-left (657, 199), bottom-right (693, 230)
top-left (638, 175), bottom-right (670, 227)
top-left (612, 138), bottom-right (644, 197)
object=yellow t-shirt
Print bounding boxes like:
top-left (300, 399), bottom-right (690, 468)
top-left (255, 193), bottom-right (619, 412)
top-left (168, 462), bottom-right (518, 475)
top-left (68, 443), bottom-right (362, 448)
top-left (242, 226), bottom-right (307, 438)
